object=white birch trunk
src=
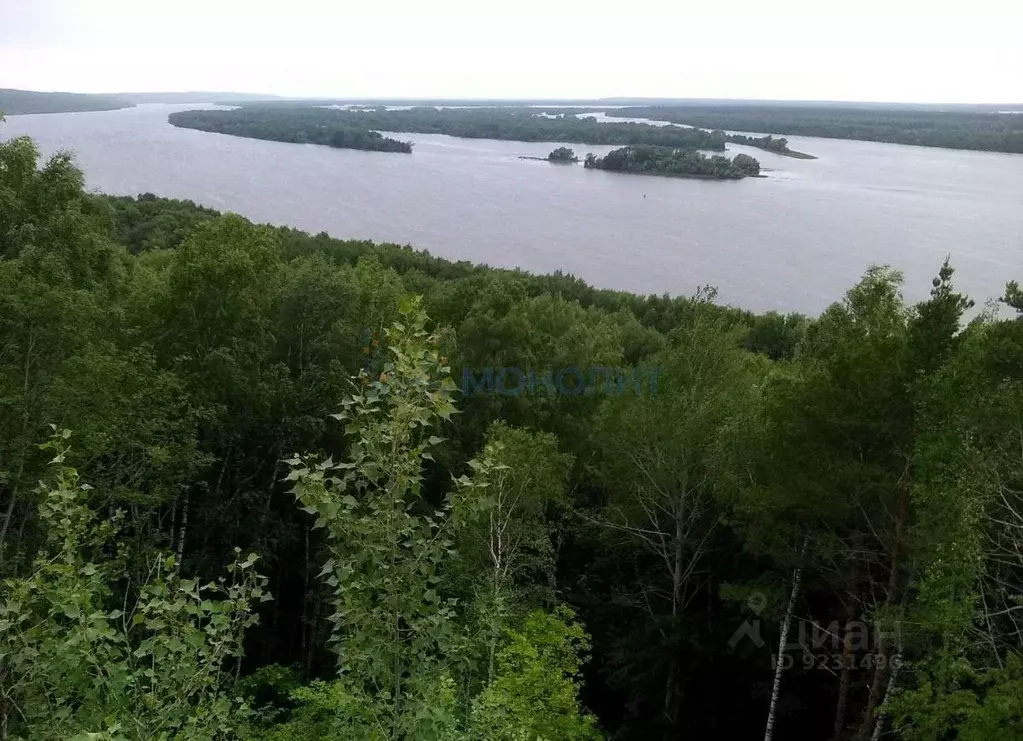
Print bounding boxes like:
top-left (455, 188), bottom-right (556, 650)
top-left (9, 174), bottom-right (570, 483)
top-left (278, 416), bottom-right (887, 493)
top-left (764, 545), bottom-right (806, 741)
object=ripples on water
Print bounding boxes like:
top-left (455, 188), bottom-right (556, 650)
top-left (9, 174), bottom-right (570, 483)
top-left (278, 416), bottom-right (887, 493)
top-left (3, 103), bottom-right (1021, 313)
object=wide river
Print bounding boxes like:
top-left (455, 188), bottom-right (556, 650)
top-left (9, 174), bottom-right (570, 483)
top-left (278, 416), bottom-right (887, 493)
top-left (4, 104), bottom-right (1021, 313)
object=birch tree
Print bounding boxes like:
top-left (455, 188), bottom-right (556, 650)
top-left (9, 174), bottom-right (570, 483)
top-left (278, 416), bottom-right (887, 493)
top-left (592, 312), bottom-right (759, 738)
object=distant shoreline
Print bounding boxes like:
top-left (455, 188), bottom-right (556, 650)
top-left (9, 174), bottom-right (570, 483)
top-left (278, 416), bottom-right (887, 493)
top-left (0, 89), bottom-right (134, 116)
top-left (1, 102), bottom-right (134, 116)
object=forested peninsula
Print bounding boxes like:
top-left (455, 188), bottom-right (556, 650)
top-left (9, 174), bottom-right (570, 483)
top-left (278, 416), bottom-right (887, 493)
top-left (168, 108), bottom-right (413, 153)
top-left (4, 133), bottom-right (1023, 740)
top-left (195, 104), bottom-right (730, 150)
top-left (602, 104), bottom-right (1023, 153)
top-left (584, 145), bottom-right (761, 179)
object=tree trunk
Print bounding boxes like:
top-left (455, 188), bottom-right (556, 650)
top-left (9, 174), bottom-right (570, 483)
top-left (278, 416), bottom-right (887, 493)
top-left (663, 508), bottom-right (686, 740)
top-left (175, 490), bottom-right (189, 569)
top-left (870, 643), bottom-right (903, 741)
top-left (858, 474), bottom-right (910, 741)
top-left (300, 527), bottom-right (310, 675)
top-left (305, 596), bottom-right (319, 677)
top-left (764, 549), bottom-right (805, 741)
top-left (0, 492), bottom-right (17, 567)
top-left (0, 330), bottom-right (36, 569)
top-left (832, 602), bottom-right (857, 741)
top-left (1, 667), bottom-right (8, 741)
top-left (663, 654), bottom-right (679, 741)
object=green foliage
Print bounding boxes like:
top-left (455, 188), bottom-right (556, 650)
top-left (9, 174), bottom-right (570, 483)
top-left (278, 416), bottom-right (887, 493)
top-left (547, 147), bottom-right (578, 163)
top-left (586, 310), bottom-right (763, 731)
top-left (0, 136), bottom-right (123, 283)
top-left (282, 297), bottom-right (463, 739)
top-left (273, 304), bottom-right (601, 740)
top-left (0, 432), bottom-right (268, 740)
top-left (584, 144), bottom-right (761, 179)
top-left (890, 283), bottom-right (1023, 739)
top-left (104, 193), bottom-right (221, 254)
top-left (468, 608), bottom-right (601, 741)
top-left (892, 655), bottom-right (1023, 741)
top-left (1003, 280), bottom-right (1023, 314)
top-left (449, 423), bottom-right (574, 706)
top-left (451, 424), bottom-right (572, 604)
top-left (742, 310), bottom-right (807, 359)
top-left (4, 132), bottom-right (1023, 741)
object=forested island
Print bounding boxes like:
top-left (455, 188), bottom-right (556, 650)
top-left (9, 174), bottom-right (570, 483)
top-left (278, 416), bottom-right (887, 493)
top-left (0, 88), bottom-right (133, 115)
top-left (584, 145), bottom-right (761, 179)
top-left (191, 104), bottom-right (731, 150)
top-left (4, 133), bottom-right (1023, 741)
top-left (168, 108), bottom-right (413, 153)
top-left (168, 105), bottom-right (806, 170)
top-left (602, 104), bottom-right (1023, 153)
top-left (547, 146), bottom-right (579, 162)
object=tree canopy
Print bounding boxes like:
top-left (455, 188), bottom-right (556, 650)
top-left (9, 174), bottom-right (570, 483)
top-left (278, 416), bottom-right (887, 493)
top-left (584, 145), bottom-right (761, 179)
top-left (2, 135), bottom-right (1022, 741)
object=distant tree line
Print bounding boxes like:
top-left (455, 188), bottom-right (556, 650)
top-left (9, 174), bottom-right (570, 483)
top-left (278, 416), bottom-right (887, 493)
top-left (168, 108), bottom-right (413, 153)
top-left (0, 88), bottom-right (133, 115)
top-left (168, 106), bottom-right (825, 160)
top-left (195, 104), bottom-right (730, 151)
top-left (602, 104), bottom-right (1023, 153)
top-left (584, 145), bottom-right (761, 179)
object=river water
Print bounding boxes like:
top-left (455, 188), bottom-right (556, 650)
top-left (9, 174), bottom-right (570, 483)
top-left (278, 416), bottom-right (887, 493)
top-left (4, 103), bottom-right (1021, 314)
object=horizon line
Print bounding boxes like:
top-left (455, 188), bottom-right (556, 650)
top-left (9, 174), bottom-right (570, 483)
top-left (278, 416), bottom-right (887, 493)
top-left (4, 88), bottom-right (1023, 108)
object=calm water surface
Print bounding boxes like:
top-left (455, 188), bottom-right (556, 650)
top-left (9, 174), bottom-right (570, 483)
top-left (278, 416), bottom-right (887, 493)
top-left (4, 104), bottom-right (1021, 313)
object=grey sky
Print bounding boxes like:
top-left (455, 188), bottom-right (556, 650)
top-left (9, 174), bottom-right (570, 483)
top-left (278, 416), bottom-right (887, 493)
top-left (2, 0), bottom-right (1020, 103)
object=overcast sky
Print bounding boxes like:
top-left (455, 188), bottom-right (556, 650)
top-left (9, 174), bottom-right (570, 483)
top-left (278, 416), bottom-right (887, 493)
top-left (2, 0), bottom-right (1020, 103)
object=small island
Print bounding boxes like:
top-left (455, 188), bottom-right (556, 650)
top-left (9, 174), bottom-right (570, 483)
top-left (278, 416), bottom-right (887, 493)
top-left (167, 108), bottom-right (413, 153)
top-left (547, 146), bottom-right (579, 163)
top-left (583, 145), bottom-right (762, 180)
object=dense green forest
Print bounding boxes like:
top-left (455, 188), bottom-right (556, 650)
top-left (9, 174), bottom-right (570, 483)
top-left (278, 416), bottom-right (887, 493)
top-left (0, 89), bottom-right (133, 115)
top-left (584, 146), bottom-right (761, 179)
top-left (601, 105), bottom-right (1023, 153)
top-left (184, 105), bottom-right (729, 151)
top-left (2, 133), bottom-right (1023, 740)
top-left (168, 109), bottom-right (413, 153)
